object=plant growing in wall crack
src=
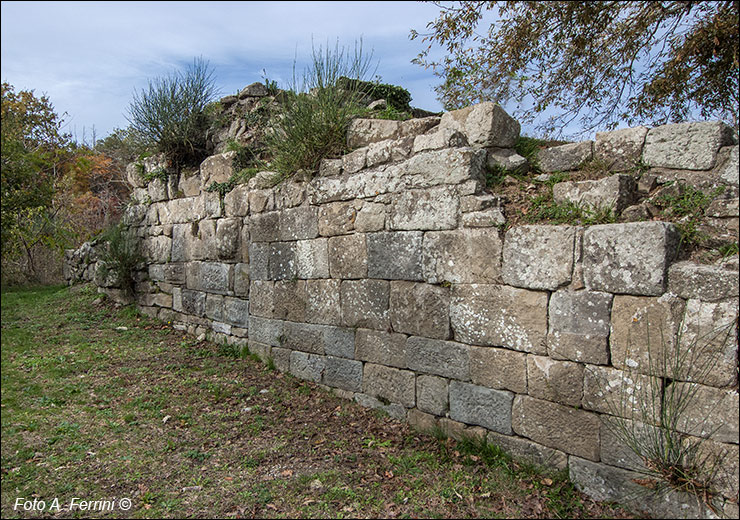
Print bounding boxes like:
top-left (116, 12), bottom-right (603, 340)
top-left (95, 221), bottom-right (142, 296)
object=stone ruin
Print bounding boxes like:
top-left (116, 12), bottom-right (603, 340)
top-left (66, 89), bottom-right (739, 518)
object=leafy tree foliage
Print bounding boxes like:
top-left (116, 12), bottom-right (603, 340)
top-left (412, 1), bottom-right (739, 135)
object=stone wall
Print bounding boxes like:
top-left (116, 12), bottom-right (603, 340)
top-left (66, 102), bottom-right (739, 518)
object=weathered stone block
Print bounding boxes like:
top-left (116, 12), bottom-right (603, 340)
top-left (142, 236), bottom-right (171, 263)
top-left (307, 168), bottom-right (405, 204)
top-left (668, 261), bottom-right (740, 302)
top-left (355, 202), bottom-right (385, 232)
top-left (205, 293), bottom-right (224, 321)
top-left (512, 395), bottom-right (600, 461)
top-left (643, 121), bottom-right (735, 170)
top-left (422, 228), bottom-right (503, 284)
top-left (223, 184), bottom-right (249, 216)
top-left (200, 151), bottom-right (235, 184)
top-left (487, 147), bottom-right (528, 174)
top-left (487, 431), bottom-right (568, 471)
top-left (323, 326), bottom-right (355, 359)
top-left (717, 145), bottom-right (739, 186)
top-left (439, 102), bottom-right (520, 148)
top-left (362, 363), bottom-right (415, 408)
top-left (215, 218), bottom-right (241, 260)
top-left (273, 280), bottom-right (306, 322)
top-left (323, 356), bottom-right (362, 392)
top-left (282, 321), bottom-right (325, 355)
top-left (502, 225), bottom-right (575, 290)
top-left (147, 177), bottom-right (168, 202)
top-left (526, 355), bottom-right (583, 407)
top-left (249, 242), bottom-right (270, 280)
top-left (186, 262), bottom-right (231, 294)
top-left (249, 211), bottom-right (280, 242)
top-left (469, 346), bottom-right (527, 393)
top-left (318, 158), bottom-right (343, 177)
top-left (305, 279), bottom-right (341, 324)
top-left (289, 351), bottom-right (325, 383)
top-left (180, 289), bottom-right (206, 317)
top-left (583, 222), bottom-right (679, 295)
top-left (406, 336), bottom-right (469, 381)
top-left (249, 280), bottom-right (273, 317)
top-left (354, 393), bottom-right (408, 421)
top-left (539, 141), bottom-right (593, 173)
top-left (461, 208), bottom-right (506, 228)
top-left (547, 290), bottom-right (613, 364)
top-left (223, 296), bottom-right (249, 327)
top-left (553, 174), bottom-right (637, 213)
top-left (269, 242), bottom-right (297, 280)
top-left (178, 170), bottom-right (201, 197)
top-left (294, 238), bottom-right (329, 279)
top-left (400, 148), bottom-right (487, 189)
top-left (412, 128), bottom-right (468, 153)
top-left (408, 409), bottom-right (439, 433)
top-left (248, 188), bottom-right (275, 214)
top-left (451, 284), bottom-right (548, 354)
top-left (390, 281), bottom-right (450, 339)
top-left (318, 201), bottom-right (356, 236)
top-left (355, 329), bottom-right (407, 368)
top-left (416, 375), bottom-right (449, 416)
top-left (328, 234), bottom-right (367, 279)
top-left (389, 187), bottom-right (459, 231)
top-left (342, 148), bottom-right (367, 174)
top-left (672, 383), bottom-right (738, 444)
top-left (347, 118), bottom-right (400, 148)
top-left (233, 263), bottom-right (249, 297)
top-left (599, 416), bottom-right (651, 472)
top-left (366, 139), bottom-right (393, 167)
top-left (341, 279), bottom-right (390, 330)
top-left (248, 316), bottom-right (284, 347)
top-left (594, 126), bottom-right (649, 171)
top-left (367, 231), bottom-right (423, 281)
top-left (449, 381), bottom-right (513, 434)
top-left (279, 205), bottom-right (318, 241)
top-left (582, 365), bottom-right (661, 419)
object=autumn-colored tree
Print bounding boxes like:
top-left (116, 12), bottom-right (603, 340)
top-left (412, 1), bottom-right (740, 135)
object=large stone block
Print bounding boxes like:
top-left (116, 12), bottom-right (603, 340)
top-left (512, 395), bottom-right (600, 461)
top-left (672, 383), bottom-right (739, 444)
top-left (248, 188), bottom-right (275, 214)
top-left (553, 174), bottom-right (637, 213)
top-left (305, 278), bottom-right (341, 325)
top-left (223, 184), bottom-right (249, 216)
top-left (347, 118), bottom-right (400, 148)
top-left (355, 329), bottom-right (407, 368)
top-left (215, 217), bottom-right (241, 260)
top-left (186, 262), bottom-right (231, 294)
top-left (449, 381), bottom-right (513, 434)
top-left (502, 225), bottom-right (575, 290)
top-left (249, 211), bottom-right (280, 242)
top-left (340, 279), bottom-right (390, 330)
top-left (643, 121), bottom-right (735, 170)
top-left (323, 326), bottom-right (355, 359)
top-left (205, 294), bottom-right (224, 321)
top-left (406, 336), bottom-right (469, 381)
top-left (355, 202), bottom-right (386, 232)
top-left (248, 242), bottom-right (270, 280)
top-left (594, 126), bottom-right (649, 172)
top-left (390, 281), bottom-right (450, 339)
top-left (142, 236), bottom-right (171, 263)
top-left (668, 261), bottom-right (740, 302)
top-left (582, 365), bottom-right (661, 419)
top-left (362, 363), bottom-right (416, 408)
top-left (273, 280), bottom-right (306, 322)
top-left (178, 170), bottom-right (202, 197)
top-left (282, 321), bottom-right (325, 355)
top-left (248, 316), bottom-right (284, 347)
top-left (279, 205), bottom-right (319, 241)
top-left (439, 102), bottom-right (520, 148)
top-left (487, 431), bottom-right (568, 471)
top-left (547, 290), bottom-right (613, 364)
top-left (583, 222), bottom-right (679, 295)
top-left (450, 284), bottom-right (548, 354)
top-left (389, 187), bottom-right (460, 231)
top-left (717, 145), bottom-right (739, 186)
top-left (412, 128), bottom-right (468, 153)
top-left (416, 375), bottom-right (449, 416)
top-left (233, 262), bottom-right (250, 297)
top-left (323, 356), bottom-right (362, 392)
top-left (295, 238), bottom-right (329, 279)
top-left (400, 148), bottom-right (487, 189)
top-left (180, 289), bottom-right (206, 317)
top-left (147, 177), bottom-right (168, 202)
top-left (200, 151), bottom-right (235, 184)
top-left (422, 228), bottom-right (503, 284)
top-left (539, 141), bottom-right (593, 173)
top-left (328, 234), bottom-right (367, 279)
top-left (318, 201), bottom-right (356, 236)
top-left (469, 346), bottom-right (527, 393)
top-left (269, 242), bottom-right (297, 280)
top-left (249, 280), bottom-right (273, 317)
top-left (527, 355), bottom-right (583, 407)
top-left (223, 296), bottom-right (249, 327)
top-left (367, 231), bottom-right (423, 281)
top-left (289, 351), bottom-right (325, 383)
top-left (307, 168), bottom-right (406, 204)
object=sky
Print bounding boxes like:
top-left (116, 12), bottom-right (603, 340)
top-left (1, 1), bottom-right (453, 142)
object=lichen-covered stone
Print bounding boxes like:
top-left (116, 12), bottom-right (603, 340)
top-left (406, 336), bottom-right (469, 380)
top-left (200, 151), bottom-right (236, 184)
top-left (340, 279), bottom-right (390, 330)
top-left (272, 279), bottom-right (306, 322)
top-left (539, 141), bottom-right (593, 173)
top-left (527, 355), bottom-right (584, 407)
top-left (224, 184), bottom-right (249, 216)
top-left (346, 118), bottom-right (400, 148)
top-left (295, 238), bottom-right (329, 279)
top-left (553, 174), bottom-right (637, 213)
top-left (249, 280), bottom-right (273, 318)
top-left (355, 202), bottom-right (385, 232)
top-left (389, 187), bottom-right (460, 231)
top-left (215, 218), bottom-right (241, 260)
top-left (449, 381), bottom-right (513, 434)
top-left (249, 211), bottom-right (280, 242)
top-left (362, 363), bottom-right (415, 408)
top-left (400, 148), bottom-right (487, 189)
top-left (305, 278), bottom-right (341, 325)
top-left (223, 296), bottom-right (249, 327)
top-left (289, 351), bottom-right (325, 383)
top-left (279, 205), bottom-right (318, 241)
top-left (269, 242), bottom-right (297, 280)
top-left (642, 121), bottom-right (735, 170)
top-left (318, 201), bottom-right (356, 236)
top-left (185, 262), bottom-right (231, 294)
top-left (355, 329), bottom-right (407, 368)
top-left (422, 228), bottom-right (502, 284)
top-left (668, 261), bottom-right (740, 302)
top-left (439, 102), bottom-right (520, 148)
top-left (390, 282), bottom-right (450, 339)
top-left (328, 234), bottom-right (367, 279)
top-left (594, 126), bottom-right (648, 171)
top-left (502, 225), bottom-right (575, 290)
top-left (547, 290), bottom-right (613, 364)
top-left (366, 231), bottom-right (423, 281)
top-left (582, 365), bottom-right (661, 418)
top-left (282, 321), bottom-right (325, 354)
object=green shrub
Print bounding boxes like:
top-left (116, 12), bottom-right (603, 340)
top-left (96, 221), bottom-right (142, 295)
top-left (338, 76), bottom-right (412, 112)
top-left (127, 57), bottom-right (219, 169)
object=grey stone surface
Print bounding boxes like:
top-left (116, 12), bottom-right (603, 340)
top-left (223, 296), bottom-right (250, 327)
top-left (487, 431), bottom-right (568, 471)
top-left (249, 280), bottom-right (273, 317)
top-left (249, 189), bottom-right (275, 213)
top-left (416, 375), bottom-right (449, 416)
top-left (406, 336), bottom-right (469, 381)
top-left (279, 205), bottom-right (319, 241)
top-left (224, 184), bottom-right (249, 216)
top-left (273, 280), bottom-right (306, 322)
top-left (200, 151), bottom-right (235, 184)
top-left (323, 356), bottom-right (362, 392)
top-left (249, 211), bottom-right (280, 242)
top-left (552, 174), bottom-right (637, 213)
top-left (390, 281), bottom-right (450, 339)
top-left (389, 187), bottom-right (460, 231)
top-left (318, 201), bottom-right (356, 236)
top-left (672, 383), bottom-right (739, 444)
top-left (342, 148), bottom-right (367, 174)
top-left (269, 242), bottom-right (297, 280)
top-left (305, 278), bottom-right (341, 325)
top-left (289, 351), bottom-right (325, 383)
top-left (186, 262), bottom-right (231, 294)
top-left (439, 102), bottom-right (520, 148)
top-left (547, 290), bottom-right (613, 364)
top-left (668, 261), bottom-right (740, 302)
top-left (422, 228), bottom-right (502, 284)
top-left (355, 202), bottom-right (386, 232)
top-left (717, 145), bottom-right (739, 186)
top-left (450, 284), bottom-right (548, 354)
top-left (328, 234), bottom-right (367, 279)
top-left (323, 326), bottom-right (355, 359)
top-left (469, 346), bottom-right (527, 393)
top-left (412, 128), bottom-right (468, 153)
top-left (643, 121), bottom-right (735, 170)
top-left (248, 316), bottom-right (284, 347)
top-left (400, 148), bottom-right (487, 189)
top-left (282, 321), bottom-right (325, 355)
top-left (205, 293), bottom-right (224, 321)
top-left (582, 365), bottom-right (661, 418)
top-left (355, 328), bottom-right (407, 368)
top-left (583, 222), bottom-right (679, 295)
top-left (354, 393), bottom-right (408, 421)
top-left (215, 218), bottom-right (241, 260)
top-left (486, 147), bottom-right (528, 174)
top-left (180, 289), bottom-right (206, 317)
top-left (539, 141), bottom-right (593, 173)
top-left (362, 363), bottom-right (416, 408)
top-left (347, 118), bottom-right (400, 148)
top-left (233, 263), bottom-right (250, 297)
top-left (249, 242), bottom-right (270, 280)
top-left (502, 225), bottom-right (575, 290)
top-left (340, 279), bottom-right (390, 330)
top-left (449, 381), bottom-right (513, 434)
top-left (367, 231), bottom-right (423, 281)
top-left (594, 126), bottom-right (648, 171)
top-left (527, 355), bottom-right (583, 407)
top-left (512, 395), bottom-right (600, 461)
top-left (461, 208), bottom-right (506, 228)
top-left (295, 238), bottom-right (329, 279)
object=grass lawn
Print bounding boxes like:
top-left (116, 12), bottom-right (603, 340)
top-left (1, 284), bottom-right (638, 518)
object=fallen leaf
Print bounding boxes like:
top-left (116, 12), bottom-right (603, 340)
top-left (280, 469), bottom-right (294, 477)
top-left (541, 478), bottom-right (553, 486)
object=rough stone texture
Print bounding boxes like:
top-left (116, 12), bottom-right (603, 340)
top-left (282, 321), bottom-right (324, 355)
top-left (422, 228), bottom-right (502, 284)
top-left (461, 208), bottom-right (506, 228)
top-left (469, 346), bottom-right (527, 394)
top-left (547, 290), bottom-right (613, 364)
top-left (186, 262), bottom-right (231, 294)
top-left (272, 280), bottom-right (306, 322)
top-left (328, 234), bottom-right (367, 279)
top-left (200, 151), bottom-right (235, 184)
top-left (223, 296), bottom-right (249, 327)
top-left (354, 393), bottom-right (408, 421)
top-left (413, 128), bottom-right (468, 153)
top-left (408, 409), bottom-right (439, 433)
top-left (668, 261), bottom-right (740, 302)
top-left (502, 226), bottom-right (575, 290)
top-left (450, 284), bottom-right (548, 354)
top-left (178, 171), bottom-right (202, 197)
top-left (205, 293), bottom-right (224, 320)
top-left (224, 184), bottom-right (249, 216)
top-left (487, 148), bottom-right (528, 174)
top-left (717, 145), bottom-right (739, 186)
top-left (249, 189), bottom-right (275, 213)
top-left (347, 118), bottom-right (400, 148)
top-left (449, 381), bottom-right (513, 434)
top-left (487, 431), bottom-right (568, 471)
top-left (289, 351), bottom-right (325, 383)
top-left (610, 294), bottom-right (686, 377)
top-left (318, 201), bottom-right (356, 236)
top-left (583, 222), bottom-right (679, 296)
top-left (390, 282), bottom-right (450, 339)
top-left (355, 329), bottom-right (407, 369)
top-left (248, 242), bottom-right (270, 280)
top-left (552, 175), bottom-right (637, 213)
top-left (323, 356), bottom-right (362, 392)
top-left (582, 365), bottom-right (661, 419)
top-left (340, 279), bottom-right (390, 330)
top-left (233, 263), bottom-right (250, 297)
top-left (642, 121), bottom-right (735, 170)
top-left (279, 205), bottom-right (318, 241)
top-left (599, 416), bottom-right (651, 472)
top-left (512, 395), bottom-right (600, 461)
top-left (355, 202), bottom-right (385, 232)
top-left (389, 187), bottom-right (459, 231)
top-left (439, 102), bottom-right (520, 148)
top-left (342, 148), bottom-right (367, 174)
top-left (362, 363), bottom-right (416, 408)
top-left (399, 148), bottom-right (487, 189)
top-left (180, 289), bottom-right (206, 317)
top-left (305, 279), bottom-right (341, 325)
top-left (673, 383), bottom-right (739, 444)
top-left (249, 212), bottom-right (280, 242)
top-left (249, 280), bottom-right (273, 317)
top-left (323, 326), bottom-right (355, 359)
top-left (594, 126), bottom-right (648, 171)
top-left (527, 355), bottom-right (583, 407)
top-left (539, 141), bottom-right (593, 173)
top-left (677, 299), bottom-right (738, 388)
top-left (366, 231), bottom-right (423, 281)
top-left (215, 218), bottom-right (241, 260)
top-left (294, 238), bottom-right (329, 279)
top-left (248, 316), bottom-right (284, 347)
top-left (406, 336), bottom-right (469, 381)
top-left (416, 375), bottom-right (449, 416)
top-left (269, 242), bottom-right (297, 280)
